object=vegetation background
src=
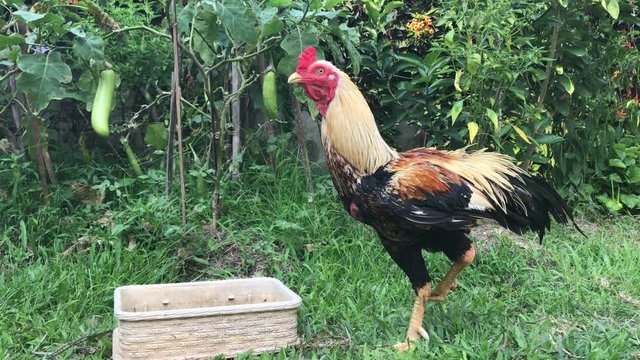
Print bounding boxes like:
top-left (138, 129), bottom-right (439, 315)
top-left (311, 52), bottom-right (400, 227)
top-left (0, 0), bottom-right (638, 358)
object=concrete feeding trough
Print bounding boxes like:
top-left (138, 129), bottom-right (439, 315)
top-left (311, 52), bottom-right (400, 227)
top-left (112, 277), bottom-right (302, 359)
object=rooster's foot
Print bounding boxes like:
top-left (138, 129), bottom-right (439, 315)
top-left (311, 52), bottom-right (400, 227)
top-left (393, 327), bottom-right (429, 352)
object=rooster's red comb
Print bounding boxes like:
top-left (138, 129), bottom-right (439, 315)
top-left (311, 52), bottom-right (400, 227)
top-left (296, 46), bottom-right (317, 73)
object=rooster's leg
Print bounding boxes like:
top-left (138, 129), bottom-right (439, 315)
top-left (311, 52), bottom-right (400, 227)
top-left (430, 243), bottom-right (475, 302)
top-left (393, 283), bottom-right (431, 352)
top-left (380, 237), bottom-right (431, 352)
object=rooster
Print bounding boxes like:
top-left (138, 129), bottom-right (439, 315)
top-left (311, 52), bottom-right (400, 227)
top-left (287, 47), bottom-right (582, 351)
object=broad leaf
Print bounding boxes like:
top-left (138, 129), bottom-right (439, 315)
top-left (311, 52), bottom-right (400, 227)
top-left (326, 0), bottom-right (345, 8)
top-left (466, 53), bottom-right (481, 75)
top-left (76, 70), bottom-right (99, 111)
top-left (12, 11), bottom-right (46, 23)
top-left (268, 0), bottom-right (292, 6)
top-left (485, 108), bottom-right (499, 132)
top-left (0, 34), bottom-right (25, 50)
top-left (337, 23), bottom-right (361, 74)
top-left (597, 195), bottom-right (623, 212)
top-left (178, 2), bottom-right (196, 34)
top-left (511, 125), bottom-right (531, 144)
top-left (16, 51), bottom-right (72, 113)
top-left (280, 30), bottom-right (319, 56)
top-left (192, 8), bottom-right (219, 66)
top-left (450, 100), bottom-right (463, 124)
top-left (257, 7), bottom-right (284, 38)
top-left (601, 0), bottom-right (619, 19)
top-left (381, 1), bottom-right (404, 17)
top-left (73, 34), bottom-right (105, 63)
top-left (217, 0), bottom-right (257, 44)
top-left (276, 54), bottom-right (297, 76)
top-left (558, 75), bottom-right (574, 95)
top-left (626, 165), bottom-right (640, 183)
top-left (608, 158), bottom-right (626, 168)
top-left (620, 194), bottom-right (640, 209)
top-left (467, 121), bottom-right (479, 143)
top-left (535, 134), bottom-right (564, 144)
top-left (145, 123), bottom-right (168, 149)
top-left (444, 30), bottom-right (455, 46)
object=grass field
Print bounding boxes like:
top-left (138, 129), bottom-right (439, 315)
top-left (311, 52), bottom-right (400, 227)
top-left (1, 159), bottom-right (639, 359)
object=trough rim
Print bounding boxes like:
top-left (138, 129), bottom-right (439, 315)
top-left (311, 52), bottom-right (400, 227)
top-left (114, 277), bottom-right (302, 322)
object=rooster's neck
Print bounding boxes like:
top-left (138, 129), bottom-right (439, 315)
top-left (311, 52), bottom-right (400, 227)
top-left (321, 72), bottom-right (399, 175)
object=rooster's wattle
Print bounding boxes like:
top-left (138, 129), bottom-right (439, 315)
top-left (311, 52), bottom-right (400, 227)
top-left (288, 47), bottom-right (581, 351)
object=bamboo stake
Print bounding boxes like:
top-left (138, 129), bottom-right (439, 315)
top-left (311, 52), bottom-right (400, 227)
top-left (170, 0), bottom-right (186, 225)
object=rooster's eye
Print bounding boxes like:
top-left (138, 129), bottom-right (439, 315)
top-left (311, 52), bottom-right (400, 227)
top-left (316, 68), bottom-right (325, 75)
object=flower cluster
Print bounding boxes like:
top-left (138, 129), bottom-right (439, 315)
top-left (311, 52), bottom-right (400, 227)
top-left (407, 15), bottom-right (435, 38)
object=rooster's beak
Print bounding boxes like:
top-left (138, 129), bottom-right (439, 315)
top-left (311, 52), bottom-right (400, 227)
top-left (287, 72), bottom-right (302, 84)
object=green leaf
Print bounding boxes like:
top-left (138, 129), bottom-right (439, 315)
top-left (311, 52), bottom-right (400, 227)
top-left (601, 0), bottom-right (620, 19)
top-left (381, 1), bottom-right (404, 17)
top-left (144, 123), bottom-right (168, 149)
top-left (531, 68), bottom-right (546, 81)
top-left (467, 121), bottom-right (479, 143)
top-left (512, 125), bottom-right (531, 144)
top-left (558, 0), bottom-right (568, 7)
top-left (485, 108), bottom-right (499, 132)
top-left (73, 34), bottom-right (104, 63)
top-left (608, 158), bottom-right (626, 169)
top-left (444, 30), bottom-right (455, 46)
top-left (258, 7), bottom-right (284, 37)
top-left (217, 0), bottom-right (257, 44)
top-left (268, 0), bottom-right (292, 6)
top-left (535, 134), bottom-right (564, 145)
top-left (280, 31), bottom-right (319, 56)
top-left (192, 8), bottom-right (219, 66)
top-left (0, 34), bottom-right (25, 50)
top-left (276, 54), bottom-right (297, 76)
top-left (178, 2), bottom-right (196, 33)
top-left (12, 11), bottom-right (46, 23)
top-left (76, 70), bottom-right (98, 111)
top-left (336, 24), bottom-right (361, 75)
top-left (466, 53), bottom-right (481, 75)
top-left (620, 194), bottom-right (640, 208)
top-left (597, 195), bottom-right (623, 212)
top-left (558, 75), bottom-right (574, 95)
top-left (325, 0), bottom-right (346, 8)
top-left (609, 173), bottom-right (622, 183)
top-left (394, 53), bottom-right (425, 69)
top-left (16, 51), bottom-right (72, 113)
top-left (564, 47), bottom-right (587, 57)
top-left (363, 0), bottom-right (380, 23)
top-left (626, 165), bottom-right (640, 183)
top-left (450, 100), bottom-right (463, 125)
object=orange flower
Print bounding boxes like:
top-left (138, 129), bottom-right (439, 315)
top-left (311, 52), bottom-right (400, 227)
top-left (612, 70), bottom-right (620, 79)
top-left (407, 15), bottom-right (435, 38)
top-left (615, 109), bottom-right (627, 120)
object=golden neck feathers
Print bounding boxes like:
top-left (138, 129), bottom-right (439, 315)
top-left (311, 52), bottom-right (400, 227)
top-left (321, 72), bottom-right (399, 174)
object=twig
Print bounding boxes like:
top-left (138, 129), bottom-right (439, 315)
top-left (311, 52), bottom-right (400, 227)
top-left (32, 329), bottom-right (111, 358)
top-left (181, 97), bottom-right (211, 119)
top-left (107, 25), bottom-right (206, 79)
top-left (207, 39), bottom-right (280, 73)
top-left (129, 92), bottom-right (169, 124)
top-left (0, 67), bottom-right (19, 84)
top-left (107, 25), bottom-right (170, 40)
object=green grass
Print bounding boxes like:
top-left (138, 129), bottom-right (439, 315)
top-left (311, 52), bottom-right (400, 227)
top-left (1, 156), bottom-right (639, 359)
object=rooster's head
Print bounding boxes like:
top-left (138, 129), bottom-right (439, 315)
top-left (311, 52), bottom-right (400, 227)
top-left (287, 47), bottom-right (340, 116)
